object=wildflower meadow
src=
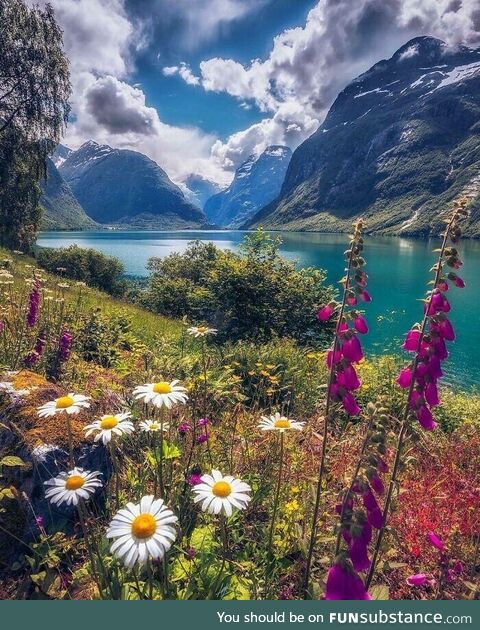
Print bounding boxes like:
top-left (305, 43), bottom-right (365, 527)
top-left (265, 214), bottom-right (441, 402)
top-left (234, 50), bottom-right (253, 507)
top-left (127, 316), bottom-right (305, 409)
top-left (0, 200), bottom-right (478, 601)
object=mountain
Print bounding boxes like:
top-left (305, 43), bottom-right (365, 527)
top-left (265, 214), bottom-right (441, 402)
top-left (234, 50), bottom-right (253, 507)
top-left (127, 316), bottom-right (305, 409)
top-left (59, 141), bottom-right (208, 228)
top-left (184, 175), bottom-right (222, 209)
top-left (204, 146), bottom-right (292, 228)
top-left (52, 144), bottom-right (72, 168)
top-left (39, 158), bottom-right (97, 230)
top-left (246, 37), bottom-right (480, 237)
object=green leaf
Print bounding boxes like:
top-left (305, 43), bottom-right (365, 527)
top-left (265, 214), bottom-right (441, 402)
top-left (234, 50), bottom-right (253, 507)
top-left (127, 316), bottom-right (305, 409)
top-left (1, 455), bottom-right (29, 468)
top-left (162, 440), bottom-right (180, 460)
top-left (370, 584), bottom-right (390, 600)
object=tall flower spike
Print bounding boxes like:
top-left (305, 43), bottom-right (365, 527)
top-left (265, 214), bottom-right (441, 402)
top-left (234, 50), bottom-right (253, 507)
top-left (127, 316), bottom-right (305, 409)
top-left (366, 198), bottom-right (469, 591)
top-left (305, 219), bottom-right (372, 596)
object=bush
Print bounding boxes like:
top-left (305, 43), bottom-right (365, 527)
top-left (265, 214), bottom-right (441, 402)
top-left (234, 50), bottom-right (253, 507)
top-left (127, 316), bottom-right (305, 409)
top-left (36, 245), bottom-right (126, 295)
top-left (141, 230), bottom-right (334, 344)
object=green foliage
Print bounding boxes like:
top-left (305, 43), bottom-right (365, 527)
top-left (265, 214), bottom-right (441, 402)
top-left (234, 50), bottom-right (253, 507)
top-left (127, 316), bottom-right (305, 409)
top-left (36, 245), bottom-right (126, 296)
top-left (0, 0), bottom-right (71, 250)
top-left (75, 310), bottom-right (139, 368)
top-left (142, 232), bottom-right (334, 344)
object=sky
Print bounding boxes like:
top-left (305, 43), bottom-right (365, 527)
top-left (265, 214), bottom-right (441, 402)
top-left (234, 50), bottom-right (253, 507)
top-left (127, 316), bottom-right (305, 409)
top-left (29, 0), bottom-right (480, 187)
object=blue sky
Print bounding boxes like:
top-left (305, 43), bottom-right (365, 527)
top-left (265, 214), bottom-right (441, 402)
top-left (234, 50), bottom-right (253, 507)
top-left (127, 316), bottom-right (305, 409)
top-left (32, 0), bottom-right (480, 186)
top-left (133, 0), bottom-right (316, 137)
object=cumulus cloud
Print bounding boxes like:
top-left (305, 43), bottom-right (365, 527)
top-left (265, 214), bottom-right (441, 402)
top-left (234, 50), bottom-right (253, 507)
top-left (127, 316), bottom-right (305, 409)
top-left (180, 0), bottom-right (480, 168)
top-left (162, 63), bottom-right (200, 86)
top-left (26, 0), bottom-right (229, 185)
top-left (85, 77), bottom-right (158, 134)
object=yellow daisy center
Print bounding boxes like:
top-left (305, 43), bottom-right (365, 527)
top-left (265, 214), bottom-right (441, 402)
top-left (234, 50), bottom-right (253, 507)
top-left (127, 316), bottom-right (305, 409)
top-left (131, 513), bottom-right (156, 539)
top-left (100, 416), bottom-right (119, 430)
top-left (56, 395), bottom-right (74, 409)
top-left (65, 475), bottom-right (85, 490)
top-left (212, 481), bottom-right (232, 497)
top-left (153, 381), bottom-right (172, 394)
top-left (149, 422), bottom-right (160, 431)
top-left (197, 326), bottom-right (208, 334)
top-left (274, 417), bottom-right (290, 429)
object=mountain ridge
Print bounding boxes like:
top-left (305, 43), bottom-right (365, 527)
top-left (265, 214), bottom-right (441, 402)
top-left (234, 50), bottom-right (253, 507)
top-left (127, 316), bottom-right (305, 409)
top-left (245, 36), bottom-right (480, 237)
top-left (59, 141), bottom-right (208, 229)
top-left (204, 145), bottom-right (291, 227)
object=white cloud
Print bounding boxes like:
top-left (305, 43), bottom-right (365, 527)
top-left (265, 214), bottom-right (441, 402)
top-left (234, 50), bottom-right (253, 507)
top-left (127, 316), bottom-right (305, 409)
top-left (162, 63), bottom-right (200, 86)
top-left (179, 0), bottom-right (480, 168)
top-left (27, 0), bottom-right (229, 185)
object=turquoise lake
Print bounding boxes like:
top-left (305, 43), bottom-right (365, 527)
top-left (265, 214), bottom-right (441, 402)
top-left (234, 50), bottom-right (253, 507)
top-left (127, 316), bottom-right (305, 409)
top-left (37, 230), bottom-right (480, 389)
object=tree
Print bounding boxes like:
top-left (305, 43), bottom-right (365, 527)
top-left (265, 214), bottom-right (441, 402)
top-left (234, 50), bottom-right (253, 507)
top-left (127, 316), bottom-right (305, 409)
top-left (0, 0), bottom-right (71, 250)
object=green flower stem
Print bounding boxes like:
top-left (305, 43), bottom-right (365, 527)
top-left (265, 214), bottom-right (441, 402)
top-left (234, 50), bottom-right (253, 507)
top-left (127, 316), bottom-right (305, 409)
top-left (266, 430), bottom-right (284, 598)
top-left (304, 238), bottom-right (357, 597)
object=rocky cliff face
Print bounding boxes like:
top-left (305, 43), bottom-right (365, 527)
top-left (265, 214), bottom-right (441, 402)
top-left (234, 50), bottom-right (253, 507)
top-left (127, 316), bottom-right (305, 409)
top-left (246, 37), bottom-right (480, 237)
top-left (205, 146), bottom-right (291, 227)
top-left (59, 141), bottom-right (208, 229)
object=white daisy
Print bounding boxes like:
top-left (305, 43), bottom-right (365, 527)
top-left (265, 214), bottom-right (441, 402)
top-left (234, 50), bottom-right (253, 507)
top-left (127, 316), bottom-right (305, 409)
top-left (106, 495), bottom-right (177, 568)
top-left (132, 380), bottom-right (188, 409)
top-left (84, 412), bottom-right (134, 444)
top-left (187, 325), bottom-right (217, 338)
top-left (44, 467), bottom-right (102, 507)
top-left (258, 412), bottom-right (305, 433)
top-left (193, 470), bottom-right (251, 517)
top-left (37, 393), bottom-right (90, 418)
top-left (139, 419), bottom-right (169, 433)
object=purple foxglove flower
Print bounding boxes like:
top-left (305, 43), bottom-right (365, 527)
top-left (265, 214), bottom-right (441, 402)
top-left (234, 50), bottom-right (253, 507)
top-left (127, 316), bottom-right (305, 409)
top-left (367, 507), bottom-right (384, 529)
top-left (431, 337), bottom-right (448, 360)
top-left (453, 276), bottom-right (465, 288)
top-left (397, 367), bottom-right (412, 389)
top-left (353, 315), bottom-right (368, 334)
top-left (338, 320), bottom-right (349, 334)
top-left (342, 336), bottom-right (363, 363)
top-left (359, 521), bottom-right (372, 546)
top-left (406, 573), bottom-right (427, 587)
top-left (427, 531), bottom-right (445, 551)
top-left (416, 405), bottom-right (437, 431)
top-left (425, 381), bottom-right (440, 407)
top-left (427, 356), bottom-right (443, 379)
top-left (329, 382), bottom-right (341, 401)
top-left (178, 422), bottom-right (191, 436)
top-left (377, 457), bottom-right (389, 473)
top-left (403, 330), bottom-right (421, 352)
top-left (437, 318), bottom-right (455, 341)
top-left (337, 364), bottom-right (361, 391)
top-left (342, 392), bottom-right (361, 416)
top-left (369, 473), bottom-right (385, 495)
top-left (197, 417), bottom-right (209, 427)
top-left (325, 559), bottom-right (372, 600)
top-left (349, 539), bottom-right (371, 572)
top-left (358, 290), bottom-right (371, 303)
top-left (317, 304), bottom-right (334, 321)
top-left (58, 329), bottom-right (73, 363)
top-left (27, 281), bottom-right (41, 328)
top-left (196, 434), bottom-right (208, 444)
top-left (346, 294), bottom-right (358, 306)
top-left (437, 280), bottom-right (449, 292)
top-left (326, 348), bottom-right (342, 368)
top-left (362, 487), bottom-right (379, 511)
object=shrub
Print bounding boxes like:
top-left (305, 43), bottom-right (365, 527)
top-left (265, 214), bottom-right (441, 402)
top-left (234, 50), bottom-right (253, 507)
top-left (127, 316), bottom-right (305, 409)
top-left (36, 244), bottom-right (126, 295)
top-left (141, 230), bottom-right (334, 344)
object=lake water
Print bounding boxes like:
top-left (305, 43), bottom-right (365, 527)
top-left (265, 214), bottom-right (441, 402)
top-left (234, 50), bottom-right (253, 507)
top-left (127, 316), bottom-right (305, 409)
top-left (37, 230), bottom-right (480, 389)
